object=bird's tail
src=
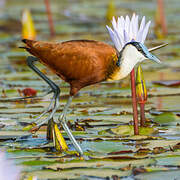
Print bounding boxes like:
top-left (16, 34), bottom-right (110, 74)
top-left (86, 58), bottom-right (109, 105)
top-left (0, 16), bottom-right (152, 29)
top-left (20, 39), bottom-right (39, 57)
top-left (21, 39), bottom-right (57, 68)
top-left (22, 38), bottom-right (34, 47)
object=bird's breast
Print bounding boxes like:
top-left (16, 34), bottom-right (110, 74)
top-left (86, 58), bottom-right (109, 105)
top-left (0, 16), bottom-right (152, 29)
top-left (105, 54), bottom-right (124, 81)
top-left (106, 68), bottom-right (124, 81)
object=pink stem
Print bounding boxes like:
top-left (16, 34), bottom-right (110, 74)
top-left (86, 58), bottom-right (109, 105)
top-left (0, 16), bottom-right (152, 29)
top-left (140, 103), bottom-right (145, 127)
top-left (130, 69), bottom-right (139, 135)
top-left (157, 0), bottom-right (167, 35)
top-left (44, 0), bottom-right (55, 37)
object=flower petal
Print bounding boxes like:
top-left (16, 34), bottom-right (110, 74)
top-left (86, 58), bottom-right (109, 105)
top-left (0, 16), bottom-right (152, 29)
top-left (136, 16), bottom-right (146, 42)
top-left (124, 30), bottom-right (130, 44)
top-left (114, 29), bottom-right (124, 48)
top-left (106, 25), bottom-right (122, 51)
top-left (117, 17), bottom-right (124, 36)
top-left (112, 16), bottom-right (117, 30)
top-left (139, 16), bottom-right (145, 32)
top-left (134, 15), bottom-right (139, 39)
top-left (129, 14), bottom-right (136, 40)
top-left (141, 20), bottom-right (151, 43)
top-left (106, 14), bottom-right (151, 51)
top-left (125, 15), bottom-right (130, 35)
top-left (120, 16), bottom-right (125, 29)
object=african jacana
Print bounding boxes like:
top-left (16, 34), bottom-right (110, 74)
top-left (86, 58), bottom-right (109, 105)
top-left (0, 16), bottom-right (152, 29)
top-left (21, 15), bottom-right (165, 156)
top-left (22, 38), bottom-right (161, 155)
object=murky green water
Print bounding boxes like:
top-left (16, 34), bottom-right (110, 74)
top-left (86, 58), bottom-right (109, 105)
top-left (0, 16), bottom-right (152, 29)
top-left (0, 0), bottom-right (180, 179)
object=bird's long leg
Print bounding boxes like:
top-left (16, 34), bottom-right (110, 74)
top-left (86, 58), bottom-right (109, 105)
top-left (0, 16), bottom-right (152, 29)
top-left (33, 94), bottom-right (55, 120)
top-left (35, 94), bottom-right (60, 128)
top-left (26, 56), bottom-right (60, 127)
top-left (28, 56), bottom-right (83, 155)
top-left (31, 93), bottom-right (57, 126)
top-left (58, 96), bottom-right (83, 156)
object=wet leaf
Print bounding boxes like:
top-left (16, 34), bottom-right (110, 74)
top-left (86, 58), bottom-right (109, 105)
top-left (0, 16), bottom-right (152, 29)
top-left (22, 160), bottom-right (55, 166)
top-left (108, 150), bottom-right (133, 155)
top-left (45, 158), bottom-right (155, 171)
top-left (109, 125), bottom-right (157, 136)
top-left (173, 143), bottom-right (180, 150)
top-left (152, 80), bottom-right (180, 87)
top-left (152, 147), bottom-right (167, 154)
top-left (135, 170), bottom-right (180, 180)
top-left (0, 130), bottom-right (30, 140)
top-left (153, 112), bottom-right (176, 124)
top-left (136, 148), bottom-right (152, 156)
top-left (24, 168), bottom-right (131, 179)
top-left (22, 123), bottom-right (36, 131)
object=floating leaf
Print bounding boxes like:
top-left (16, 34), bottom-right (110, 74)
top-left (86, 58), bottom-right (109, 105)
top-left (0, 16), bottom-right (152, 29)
top-left (109, 125), bottom-right (157, 136)
top-left (153, 112), bottom-right (176, 124)
top-left (135, 169), bottom-right (180, 180)
top-left (45, 158), bottom-right (155, 171)
top-left (152, 80), bottom-right (180, 87)
top-left (0, 130), bottom-right (31, 140)
top-left (22, 123), bottom-right (36, 131)
top-left (152, 147), bottom-right (167, 154)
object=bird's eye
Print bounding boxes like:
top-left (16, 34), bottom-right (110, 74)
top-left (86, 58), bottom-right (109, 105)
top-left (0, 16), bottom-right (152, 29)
top-left (133, 42), bottom-right (141, 52)
top-left (137, 44), bottom-right (141, 51)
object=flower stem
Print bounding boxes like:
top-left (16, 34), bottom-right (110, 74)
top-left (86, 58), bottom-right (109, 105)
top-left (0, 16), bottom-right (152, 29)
top-left (157, 0), bottom-right (167, 36)
top-left (140, 103), bottom-right (145, 127)
top-left (130, 69), bottom-right (139, 135)
top-left (44, 0), bottom-right (55, 37)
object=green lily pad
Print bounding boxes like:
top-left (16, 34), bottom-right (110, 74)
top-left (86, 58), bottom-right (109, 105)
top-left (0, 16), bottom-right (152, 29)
top-left (153, 112), bottom-right (176, 124)
top-left (99, 125), bottom-right (157, 136)
top-left (23, 168), bottom-right (131, 179)
top-left (135, 170), bottom-right (180, 180)
top-left (45, 158), bottom-right (155, 171)
top-left (0, 130), bottom-right (30, 140)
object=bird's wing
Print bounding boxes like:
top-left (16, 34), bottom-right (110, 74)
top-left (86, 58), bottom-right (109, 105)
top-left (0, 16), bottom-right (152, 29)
top-left (22, 39), bottom-right (116, 85)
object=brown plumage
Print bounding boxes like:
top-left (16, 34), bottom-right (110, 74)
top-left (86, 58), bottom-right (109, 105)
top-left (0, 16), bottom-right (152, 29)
top-left (21, 39), bottom-right (164, 155)
top-left (22, 39), bottom-right (118, 96)
top-left (22, 39), bottom-right (122, 155)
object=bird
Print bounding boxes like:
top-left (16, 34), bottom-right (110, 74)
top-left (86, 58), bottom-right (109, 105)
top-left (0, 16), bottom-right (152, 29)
top-left (21, 38), bottom-right (162, 156)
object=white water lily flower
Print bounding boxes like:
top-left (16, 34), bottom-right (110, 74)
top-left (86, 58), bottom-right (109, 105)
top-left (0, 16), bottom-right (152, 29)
top-left (0, 150), bottom-right (21, 180)
top-left (106, 14), bottom-right (151, 51)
